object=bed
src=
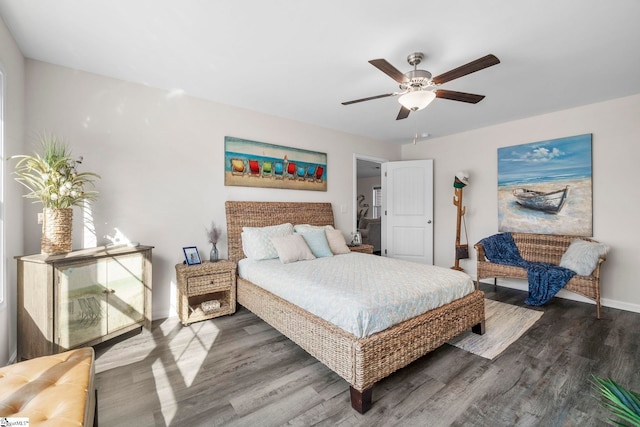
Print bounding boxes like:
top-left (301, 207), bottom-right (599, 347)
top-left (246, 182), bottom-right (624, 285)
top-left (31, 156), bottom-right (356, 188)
top-left (225, 201), bottom-right (485, 413)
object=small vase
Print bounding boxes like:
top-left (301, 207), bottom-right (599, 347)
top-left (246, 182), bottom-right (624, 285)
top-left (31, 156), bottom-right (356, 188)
top-left (209, 244), bottom-right (219, 262)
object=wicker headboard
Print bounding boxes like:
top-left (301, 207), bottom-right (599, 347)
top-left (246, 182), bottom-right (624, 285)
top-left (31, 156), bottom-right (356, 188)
top-left (225, 201), bottom-right (335, 263)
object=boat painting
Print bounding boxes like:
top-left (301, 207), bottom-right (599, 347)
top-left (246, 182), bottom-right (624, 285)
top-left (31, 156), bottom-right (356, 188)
top-left (512, 186), bottom-right (568, 214)
top-left (497, 134), bottom-right (592, 235)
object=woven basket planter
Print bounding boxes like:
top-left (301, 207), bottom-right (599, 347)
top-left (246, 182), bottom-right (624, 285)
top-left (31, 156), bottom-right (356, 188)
top-left (41, 208), bottom-right (73, 254)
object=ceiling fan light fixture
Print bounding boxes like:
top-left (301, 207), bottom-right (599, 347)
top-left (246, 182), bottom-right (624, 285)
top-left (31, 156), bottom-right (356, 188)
top-left (398, 90), bottom-right (436, 111)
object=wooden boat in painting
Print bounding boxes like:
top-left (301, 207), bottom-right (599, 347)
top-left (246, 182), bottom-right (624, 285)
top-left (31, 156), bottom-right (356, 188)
top-left (512, 186), bottom-right (568, 213)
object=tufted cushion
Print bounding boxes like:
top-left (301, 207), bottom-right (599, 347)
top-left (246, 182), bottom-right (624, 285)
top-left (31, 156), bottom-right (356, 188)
top-left (0, 347), bottom-right (95, 427)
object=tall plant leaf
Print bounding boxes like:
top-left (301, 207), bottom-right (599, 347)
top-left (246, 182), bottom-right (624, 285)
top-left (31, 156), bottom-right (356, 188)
top-left (593, 376), bottom-right (640, 427)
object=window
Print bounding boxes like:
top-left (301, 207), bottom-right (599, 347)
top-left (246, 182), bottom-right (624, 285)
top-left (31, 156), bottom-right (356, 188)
top-left (0, 68), bottom-right (4, 305)
top-left (372, 186), bottom-right (382, 219)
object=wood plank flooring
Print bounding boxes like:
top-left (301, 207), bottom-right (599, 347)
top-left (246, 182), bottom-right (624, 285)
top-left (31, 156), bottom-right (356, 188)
top-left (94, 283), bottom-right (640, 426)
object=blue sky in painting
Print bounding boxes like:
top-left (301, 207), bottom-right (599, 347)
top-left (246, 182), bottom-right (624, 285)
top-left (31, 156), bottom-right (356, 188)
top-left (225, 136), bottom-right (326, 164)
top-left (498, 134), bottom-right (592, 186)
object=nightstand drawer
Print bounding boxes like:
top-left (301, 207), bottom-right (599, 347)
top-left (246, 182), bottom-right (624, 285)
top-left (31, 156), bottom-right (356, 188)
top-left (187, 272), bottom-right (232, 296)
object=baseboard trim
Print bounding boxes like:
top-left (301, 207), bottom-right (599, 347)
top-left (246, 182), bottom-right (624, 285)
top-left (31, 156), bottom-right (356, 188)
top-left (600, 297), bottom-right (640, 314)
top-left (481, 278), bottom-right (640, 315)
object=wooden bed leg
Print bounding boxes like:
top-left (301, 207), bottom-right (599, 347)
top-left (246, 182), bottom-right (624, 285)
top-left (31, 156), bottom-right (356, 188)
top-left (350, 386), bottom-right (373, 414)
top-left (472, 320), bottom-right (486, 335)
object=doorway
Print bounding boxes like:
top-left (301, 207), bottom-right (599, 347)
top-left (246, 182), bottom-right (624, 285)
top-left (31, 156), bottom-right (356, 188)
top-left (354, 154), bottom-right (387, 255)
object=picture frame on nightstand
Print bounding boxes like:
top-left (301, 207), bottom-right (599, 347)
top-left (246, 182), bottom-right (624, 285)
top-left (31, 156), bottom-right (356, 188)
top-left (183, 246), bottom-right (201, 265)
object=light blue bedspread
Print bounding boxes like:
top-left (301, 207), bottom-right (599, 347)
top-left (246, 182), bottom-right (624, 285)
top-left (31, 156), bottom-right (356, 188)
top-left (238, 253), bottom-right (474, 338)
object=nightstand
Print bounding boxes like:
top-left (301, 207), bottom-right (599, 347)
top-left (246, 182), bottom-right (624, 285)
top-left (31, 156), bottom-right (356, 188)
top-left (349, 244), bottom-right (374, 254)
top-left (175, 260), bottom-right (237, 325)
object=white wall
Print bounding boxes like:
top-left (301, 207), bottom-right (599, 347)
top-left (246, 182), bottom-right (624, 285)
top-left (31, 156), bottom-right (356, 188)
top-left (0, 15), bottom-right (25, 364)
top-left (22, 60), bottom-right (401, 319)
top-left (402, 93), bottom-right (640, 312)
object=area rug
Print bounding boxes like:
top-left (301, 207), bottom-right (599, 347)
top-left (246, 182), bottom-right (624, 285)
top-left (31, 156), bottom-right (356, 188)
top-left (448, 299), bottom-right (544, 360)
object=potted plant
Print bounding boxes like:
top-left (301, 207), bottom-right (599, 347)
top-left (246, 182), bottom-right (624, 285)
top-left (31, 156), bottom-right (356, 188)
top-left (593, 376), bottom-right (640, 426)
top-left (10, 134), bottom-right (100, 254)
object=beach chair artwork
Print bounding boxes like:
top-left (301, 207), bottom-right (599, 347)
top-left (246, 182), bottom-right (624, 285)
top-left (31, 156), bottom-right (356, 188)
top-left (224, 136), bottom-right (327, 191)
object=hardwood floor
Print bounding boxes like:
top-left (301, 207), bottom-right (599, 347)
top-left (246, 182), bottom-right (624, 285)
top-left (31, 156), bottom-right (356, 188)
top-left (94, 283), bottom-right (640, 426)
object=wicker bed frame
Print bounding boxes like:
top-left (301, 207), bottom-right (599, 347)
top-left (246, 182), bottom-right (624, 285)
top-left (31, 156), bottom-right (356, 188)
top-left (225, 201), bottom-right (485, 413)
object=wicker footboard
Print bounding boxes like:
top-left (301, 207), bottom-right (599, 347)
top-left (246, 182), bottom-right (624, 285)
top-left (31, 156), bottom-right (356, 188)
top-left (237, 277), bottom-right (485, 412)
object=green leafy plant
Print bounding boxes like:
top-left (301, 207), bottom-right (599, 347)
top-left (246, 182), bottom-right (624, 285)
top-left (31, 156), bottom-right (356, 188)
top-left (10, 134), bottom-right (100, 208)
top-left (593, 376), bottom-right (640, 426)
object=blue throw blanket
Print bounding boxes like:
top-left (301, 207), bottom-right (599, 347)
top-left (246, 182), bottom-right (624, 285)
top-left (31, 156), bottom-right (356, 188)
top-left (479, 232), bottom-right (575, 306)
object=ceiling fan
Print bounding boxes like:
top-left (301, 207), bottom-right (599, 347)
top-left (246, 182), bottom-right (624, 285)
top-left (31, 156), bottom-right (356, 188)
top-left (342, 52), bottom-right (500, 120)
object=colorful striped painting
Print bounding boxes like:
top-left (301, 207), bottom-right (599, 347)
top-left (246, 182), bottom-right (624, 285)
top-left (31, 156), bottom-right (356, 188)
top-left (224, 136), bottom-right (327, 191)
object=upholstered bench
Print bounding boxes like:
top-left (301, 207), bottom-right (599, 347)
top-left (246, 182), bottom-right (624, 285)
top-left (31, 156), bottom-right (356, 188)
top-left (0, 347), bottom-right (96, 426)
top-left (475, 233), bottom-right (606, 318)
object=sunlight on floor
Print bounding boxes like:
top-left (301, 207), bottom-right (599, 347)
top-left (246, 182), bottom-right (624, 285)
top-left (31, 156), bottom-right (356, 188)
top-left (152, 358), bottom-right (177, 424)
top-left (169, 321), bottom-right (219, 388)
top-left (154, 320), bottom-right (220, 424)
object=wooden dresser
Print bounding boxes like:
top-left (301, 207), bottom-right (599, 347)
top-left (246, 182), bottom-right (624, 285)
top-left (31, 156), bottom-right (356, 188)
top-left (16, 245), bottom-right (153, 360)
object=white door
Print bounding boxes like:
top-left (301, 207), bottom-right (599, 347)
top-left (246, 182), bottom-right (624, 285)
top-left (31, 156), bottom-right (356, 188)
top-left (382, 159), bottom-right (433, 264)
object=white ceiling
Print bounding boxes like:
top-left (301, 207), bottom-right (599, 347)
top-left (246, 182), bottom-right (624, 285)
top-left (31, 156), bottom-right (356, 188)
top-left (1, 1), bottom-right (639, 144)
top-left (357, 159), bottom-right (382, 179)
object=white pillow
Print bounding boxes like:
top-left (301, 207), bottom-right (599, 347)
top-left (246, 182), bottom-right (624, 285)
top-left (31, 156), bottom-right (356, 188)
top-left (271, 234), bottom-right (316, 264)
top-left (293, 224), bottom-right (334, 233)
top-left (325, 229), bottom-right (351, 255)
top-left (241, 223), bottom-right (294, 260)
top-left (559, 238), bottom-right (608, 276)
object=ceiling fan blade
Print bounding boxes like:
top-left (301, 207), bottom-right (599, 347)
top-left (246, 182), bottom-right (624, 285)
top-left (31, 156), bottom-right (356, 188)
top-left (369, 59), bottom-right (409, 84)
top-left (396, 106), bottom-right (411, 120)
top-left (432, 54), bottom-right (500, 85)
top-left (342, 93), bottom-right (396, 105)
top-left (436, 89), bottom-right (486, 104)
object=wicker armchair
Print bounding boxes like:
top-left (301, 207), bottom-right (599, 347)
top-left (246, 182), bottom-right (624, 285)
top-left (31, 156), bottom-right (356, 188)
top-left (359, 217), bottom-right (381, 253)
top-left (475, 233), bottom-right (606, 318)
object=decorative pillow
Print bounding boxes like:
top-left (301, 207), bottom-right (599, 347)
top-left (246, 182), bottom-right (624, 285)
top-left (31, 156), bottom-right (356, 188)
top-left (559, 239), bottom-right (608, 276)
top-left (293, 224), bottom-right (334, 233)
top-left (299, 230), bottom-right (334, 258)
top-left (325, 229), bottom-right (351, 255)
top-left (241, 223), bottom-right (294, 260)
top-left (271, 234), bottom-right (316, 264)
